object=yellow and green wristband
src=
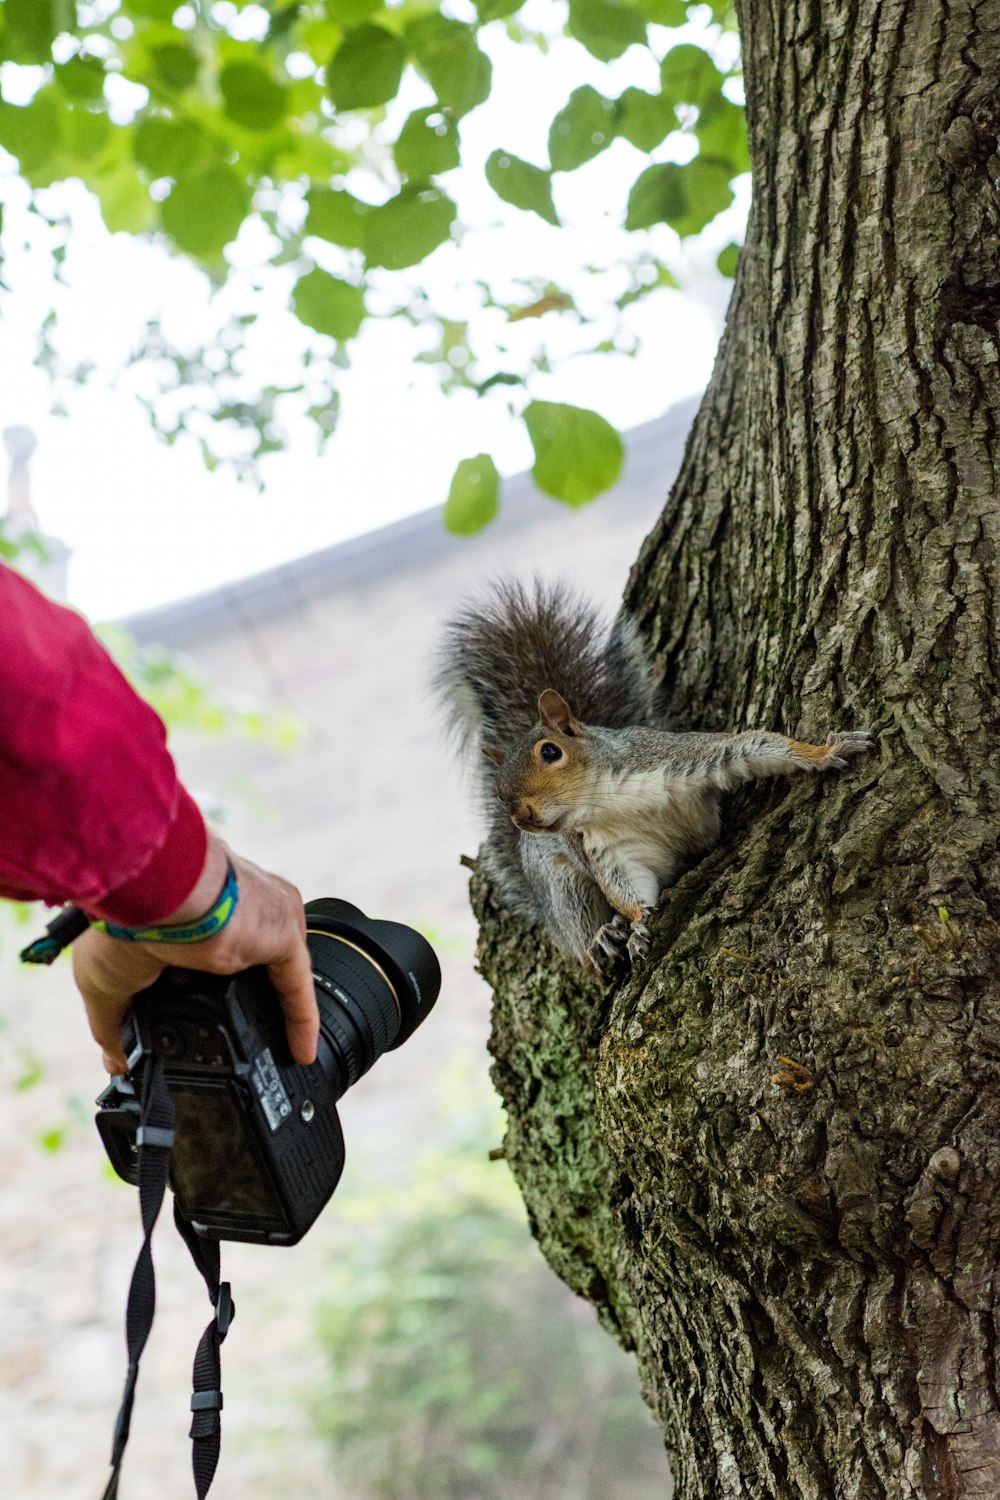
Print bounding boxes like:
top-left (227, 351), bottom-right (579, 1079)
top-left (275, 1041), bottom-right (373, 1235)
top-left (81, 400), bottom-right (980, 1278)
top-left (20, 860), bottom-right (240, 967)
top-left (94, 859), bottom-right (240, 944)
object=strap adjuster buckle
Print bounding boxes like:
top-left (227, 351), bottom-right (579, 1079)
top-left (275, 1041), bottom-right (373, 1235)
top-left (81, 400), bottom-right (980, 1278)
top-left (215, 1282), bottom-right (234, 1337)
top-left (191, 1389), bottom-right (224, 1412)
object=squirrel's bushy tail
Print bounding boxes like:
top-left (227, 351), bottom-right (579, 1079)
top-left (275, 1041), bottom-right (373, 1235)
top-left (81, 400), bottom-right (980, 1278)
top-left (435, 576), bottom-right (657, 757)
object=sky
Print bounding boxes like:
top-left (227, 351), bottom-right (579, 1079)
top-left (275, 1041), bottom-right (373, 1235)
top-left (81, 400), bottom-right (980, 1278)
top-left (0, 2), bottom-right (746, 621)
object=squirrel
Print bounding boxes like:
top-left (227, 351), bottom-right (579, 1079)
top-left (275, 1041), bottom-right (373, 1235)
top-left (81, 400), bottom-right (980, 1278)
top-left (436, 578), bottom-right (875, 978)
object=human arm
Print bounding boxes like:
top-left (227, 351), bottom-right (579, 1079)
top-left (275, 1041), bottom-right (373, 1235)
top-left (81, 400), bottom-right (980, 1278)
top-left (73, 832), bottom-right (319, 1074)
top-left (0, 563), bottom-right (318, 1069)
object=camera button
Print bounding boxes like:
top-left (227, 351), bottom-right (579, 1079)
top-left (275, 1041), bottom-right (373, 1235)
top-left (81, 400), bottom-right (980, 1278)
top-left (157, 1027), bottom-right (183, 1057)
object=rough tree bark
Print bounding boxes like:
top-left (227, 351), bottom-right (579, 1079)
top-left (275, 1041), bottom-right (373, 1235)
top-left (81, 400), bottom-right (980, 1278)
top-left (475, 3), bottom-right (1000, 1497)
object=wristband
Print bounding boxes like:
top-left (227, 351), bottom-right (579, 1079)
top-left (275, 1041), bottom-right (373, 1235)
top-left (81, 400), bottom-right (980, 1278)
top-left (93, 859), bottom-right (239, 945)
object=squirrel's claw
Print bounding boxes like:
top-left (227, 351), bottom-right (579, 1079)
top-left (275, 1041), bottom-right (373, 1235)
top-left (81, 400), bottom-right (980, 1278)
top-left (590, 910), bottom-right (654, 970)
top-left (626, 925), bottom-right (652, 964)
top-left (817, 730), bottom-right (876, 771)
top-left (587, 913), bottom-right (629, 977)
top-left (826, 729), bottom-right (876, 752)
top-left (626, 910), bottom-right (654, 965)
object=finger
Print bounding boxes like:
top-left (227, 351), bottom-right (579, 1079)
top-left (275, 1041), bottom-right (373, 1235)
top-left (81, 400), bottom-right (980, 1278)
top-left (82, 991), bottom-right (130, 1074)
top-left (73, 929), bottom-right (162, 1072)
top-left (268, 940), bottom-right (319, 1066)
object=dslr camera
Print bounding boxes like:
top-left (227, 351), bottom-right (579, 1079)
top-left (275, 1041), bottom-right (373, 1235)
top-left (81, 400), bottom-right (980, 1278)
top-left (95, 897), bottom-right (441, 1245)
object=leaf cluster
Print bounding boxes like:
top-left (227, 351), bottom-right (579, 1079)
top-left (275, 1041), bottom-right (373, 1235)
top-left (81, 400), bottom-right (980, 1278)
top-left (0, 0), bottom-right (748, 521)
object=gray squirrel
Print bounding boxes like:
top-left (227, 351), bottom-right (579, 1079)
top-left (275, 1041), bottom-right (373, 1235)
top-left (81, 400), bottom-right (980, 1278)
top-left (436, 579), bottom-right (875, 977)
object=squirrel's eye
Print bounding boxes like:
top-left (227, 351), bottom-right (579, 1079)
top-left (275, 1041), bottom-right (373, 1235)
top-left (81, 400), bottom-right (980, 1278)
top-left (539, 741), bottom-right (563, 765)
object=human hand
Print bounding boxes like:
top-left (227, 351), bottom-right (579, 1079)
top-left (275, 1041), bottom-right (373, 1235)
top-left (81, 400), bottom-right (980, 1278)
top-left (73, 835), bottom-right (319, 1073)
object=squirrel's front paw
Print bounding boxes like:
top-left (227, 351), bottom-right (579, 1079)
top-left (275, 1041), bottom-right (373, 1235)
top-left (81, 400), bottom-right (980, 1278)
top-left (820, 729), bottom-right (877, 771)
top-left (587, 913), bottom-right (629, 977)
top-left (626, 909), bottom-right (654, 965)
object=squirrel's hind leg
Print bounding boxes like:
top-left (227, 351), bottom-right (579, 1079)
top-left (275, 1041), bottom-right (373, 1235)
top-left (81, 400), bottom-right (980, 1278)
top-left (520, 835), bottom-right (623, 979)
top-left (575, 842), bottom-right (662, 971)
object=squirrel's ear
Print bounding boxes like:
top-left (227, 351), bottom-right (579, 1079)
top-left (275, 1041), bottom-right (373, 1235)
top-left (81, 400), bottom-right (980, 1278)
top-left (538, 690), bottom-right (581, 736)
top-left (481, 745), bottom-right (505, 767)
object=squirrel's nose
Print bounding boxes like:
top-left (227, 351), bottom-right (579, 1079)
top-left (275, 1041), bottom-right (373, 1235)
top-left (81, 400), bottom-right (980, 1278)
top-left (514, 800), bottom-right (539, 827)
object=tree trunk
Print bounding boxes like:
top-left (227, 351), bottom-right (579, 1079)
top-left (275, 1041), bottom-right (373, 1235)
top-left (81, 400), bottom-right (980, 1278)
top-left (476, 3), bottom-right (1000, 1497)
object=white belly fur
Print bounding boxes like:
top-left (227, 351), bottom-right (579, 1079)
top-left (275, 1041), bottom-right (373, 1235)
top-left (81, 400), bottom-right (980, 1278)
top-left (578, 767), bottom-right (721, 898)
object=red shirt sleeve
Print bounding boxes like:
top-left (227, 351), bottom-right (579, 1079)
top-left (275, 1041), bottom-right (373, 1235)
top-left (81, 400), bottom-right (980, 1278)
top-left (0, 562), bottom-right (207, 923)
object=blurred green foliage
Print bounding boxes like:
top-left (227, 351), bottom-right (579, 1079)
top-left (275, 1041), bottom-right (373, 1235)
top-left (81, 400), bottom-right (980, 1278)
top-left (0, 514), bottom-right (46, 562)
top-left (97, 620), bottom-right (303, 746)
top-left (314, 1125), bottom-right (669, 1499)
top-left (0, 0), bottom-right (745, 526)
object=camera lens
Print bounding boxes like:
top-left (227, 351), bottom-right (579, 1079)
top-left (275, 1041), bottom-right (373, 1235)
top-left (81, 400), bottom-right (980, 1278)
top-left (304, 899), bottom-right (440, 1094)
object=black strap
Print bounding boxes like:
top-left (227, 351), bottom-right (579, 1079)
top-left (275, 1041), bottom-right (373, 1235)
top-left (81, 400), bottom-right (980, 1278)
top-left (20, 904), bottom-right (91, 965)
top-left (173, 1201), bottom-right (235, 1499)
top-left (102, 1055), bottom-right (175, 1500)
top-left (102, 1059), bottom-right (235, 1499)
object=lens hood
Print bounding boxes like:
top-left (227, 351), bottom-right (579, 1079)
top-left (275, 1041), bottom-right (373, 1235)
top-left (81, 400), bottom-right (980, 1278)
top-left (304, 898), bottom-right (440, 1048)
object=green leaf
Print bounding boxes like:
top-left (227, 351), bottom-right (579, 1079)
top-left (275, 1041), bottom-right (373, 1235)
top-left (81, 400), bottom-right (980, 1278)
top-left (325, 0), bottom-right (384, 21)
top-left (151, 42), bottom-right (200, 91)
top-left (405, 17), bottom-right (491, 117)
top-left (716, 240), bottom-right (741, 277)
top-left (220, 62), bottom-right (290, 132)
top-left (659, 43), bottom-right (724, 110)
top-left (160, 165), bottom-right (252, 258)
top-left (614, 87), bottom-right (676, 151)
top-left (0, 93), bottom-right (60, 173)
top-left (672, 153), bottom-right (736, 233)
top-left (694, 91), bottom-right (749, 174)
top-left (305, 186), bottom-right (370, 248)
top-left (363, 187), bottom-right (457, 270)
top-left (394, 107), bottom-right (460, 180)
top-left (548, 86), bottom-right (615, 172)
top-left (566, 0), bottom-right (646, 63)
top-left (133, 116), bottom-right (210, 177)
top-left (63, 107), bottom-right (111, 161)
top-left (123, 0), bottom-right (179, 16)
top-left (625, 157), bottom-right (733, 236)
top-left (327, 25), bottom-right (407, 111)
top-left (55, 55), bottom-right (107, 103)
top-left (293, 268), bottom-right (366, 340)
top-left (625, 162), bottom-right (682, 232)
top-left (523, 401), bottom-right (623, 505)
top-left (443, 455), bottom-right (500, 535)
top-left (631, 0), bottom-right (687, 22)
top-left (485, 151), bottom-right (558, 226)
top-left (14, 1051), bottom-right (43, 1091)
top-left (475, 0), bottom-right (525, 17)
top-left (3, 0), bottom-right (55, 64)
top-left (93, 160), bottom-right (154, 234)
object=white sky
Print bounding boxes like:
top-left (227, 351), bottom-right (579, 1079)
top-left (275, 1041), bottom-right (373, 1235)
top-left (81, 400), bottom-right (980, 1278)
top-left (0, 3), bottom-right (746, 620)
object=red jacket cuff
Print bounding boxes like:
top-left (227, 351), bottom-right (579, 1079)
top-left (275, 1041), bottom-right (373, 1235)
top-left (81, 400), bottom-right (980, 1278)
top-left (88, 787), bottom-right (208, 927)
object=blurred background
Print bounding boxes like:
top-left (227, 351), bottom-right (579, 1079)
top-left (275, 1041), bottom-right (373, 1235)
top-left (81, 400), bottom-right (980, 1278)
top-left (0, 405), bottom-right (693, 1498)
top-left (0, 0), bottom-right (747, 1493)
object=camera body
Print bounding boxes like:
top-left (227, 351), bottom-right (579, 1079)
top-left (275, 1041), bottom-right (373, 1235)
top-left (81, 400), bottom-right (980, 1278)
top-left (97, 967), bottom-right (348, 1244)
top-left (96, 897), bottom-right (440, 1245)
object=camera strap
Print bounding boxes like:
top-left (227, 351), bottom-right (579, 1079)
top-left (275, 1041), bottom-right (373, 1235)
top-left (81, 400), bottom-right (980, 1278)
top-left (102, 1054), bottom-right (235, 1500)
